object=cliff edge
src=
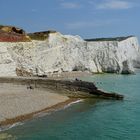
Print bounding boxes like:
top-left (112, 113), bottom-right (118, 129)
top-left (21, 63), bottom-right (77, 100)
top-left (0, 25), bottom-right (139, 76)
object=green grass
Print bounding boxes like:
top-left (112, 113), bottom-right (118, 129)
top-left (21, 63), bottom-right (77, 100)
top-left (85, 36), bottom-right (134, 42)
top-left (28, 30), bottom-right (56, 41)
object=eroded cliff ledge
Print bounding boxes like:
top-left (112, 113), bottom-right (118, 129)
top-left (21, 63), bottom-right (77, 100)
top-left (0, 25), bottom-right (139, 76)
top-left (0, 25), bottom-right (30, 42)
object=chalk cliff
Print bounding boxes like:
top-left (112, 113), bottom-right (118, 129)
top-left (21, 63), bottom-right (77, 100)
top-left (0, 30), bottom-right (139, 76)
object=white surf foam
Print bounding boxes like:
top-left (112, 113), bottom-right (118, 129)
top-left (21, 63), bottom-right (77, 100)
top-left (0, 122), bottom-right (24, 132)
top-left (63, 99), bottom-right (83, 109)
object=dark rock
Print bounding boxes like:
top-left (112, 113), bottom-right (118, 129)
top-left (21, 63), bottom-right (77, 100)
top-left (0, 77), bottom-right (124, 100)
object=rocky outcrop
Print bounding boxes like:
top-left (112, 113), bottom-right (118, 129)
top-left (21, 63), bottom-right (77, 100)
top-left (0, 77), bottom-right (124, 100)
top-left (0, 27), bottom-right (139, 76)
top-left (0, 25), bottom-right (30, 42)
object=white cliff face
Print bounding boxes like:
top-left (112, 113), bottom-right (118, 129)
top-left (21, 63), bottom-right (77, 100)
top-left (86, 37), bottom-right (139, 73)
top-left (118, 37), bottom-right (139, 73)
top-left (0, 32), bottom-right (139, 76)
top-left (134, 54), bottom-right (140, 68)
top-left (0, 43), bottom-right (16, 76)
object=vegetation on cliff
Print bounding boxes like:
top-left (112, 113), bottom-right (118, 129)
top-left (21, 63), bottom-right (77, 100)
top-left (0, 25), bottom-right (30, 42)
top-left (85, 36), bottom-right (134, 42)
top-left (28, 30), bottom-right (57, 40)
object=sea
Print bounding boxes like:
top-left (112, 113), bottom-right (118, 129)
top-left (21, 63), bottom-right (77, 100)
top-left (0, 70), bottom-right (140, 140)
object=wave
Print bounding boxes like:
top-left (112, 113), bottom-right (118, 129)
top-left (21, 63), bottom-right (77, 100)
top-left (0, 99), bottom-right (83, 132)
top-left (63, 99), bottom-right (83, 109)
top-left (0, 122), bottom-right (24, 132)
top-left (34, 99), bottom-right (84, 118)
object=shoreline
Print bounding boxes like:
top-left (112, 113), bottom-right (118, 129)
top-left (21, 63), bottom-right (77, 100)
top-left (0, 98), bottom-right (79, 128)
top-left (0, 72), bottom-right (123, 129)
top-left (0, 73), bottom-right (86, 129)
top-left (0, 83), bottom-right (74, 128)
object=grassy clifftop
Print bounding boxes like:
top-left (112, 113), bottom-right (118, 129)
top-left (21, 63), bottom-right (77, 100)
top-left (85, 36), bottom-right (134, 42)
top-left (28, 30), bottom-right (57, 41)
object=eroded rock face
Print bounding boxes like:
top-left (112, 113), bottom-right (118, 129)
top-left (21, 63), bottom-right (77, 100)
top-left (0, 25), bottom-right (30, 42)
top-left (133, 53), bottom-right (140, 68)
top-left (33, 33), bottom-right (140, 75)
top-left (0, 30), bottom-right (139, 76)
top-left (0, 26), bottom-right (25, 34)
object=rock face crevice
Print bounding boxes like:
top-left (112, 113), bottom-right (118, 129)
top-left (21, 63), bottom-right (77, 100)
top-left (0, 27), bottom-right (139, 76)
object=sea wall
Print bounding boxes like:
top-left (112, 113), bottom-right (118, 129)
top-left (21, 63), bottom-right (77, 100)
top-left (0, 32), bottom-right (139, 76)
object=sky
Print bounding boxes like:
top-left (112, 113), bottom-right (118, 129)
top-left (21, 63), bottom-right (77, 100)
top-left (0, 0), bottom-right (140, 40)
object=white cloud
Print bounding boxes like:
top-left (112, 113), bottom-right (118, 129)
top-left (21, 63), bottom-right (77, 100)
top-left (60, 2), bottom-right (81, 9)
top-left (66, 22), bottom-right (98, 29)
top-left (31, 9), bottom-right (37, 12)
top-left (66, 20), bottom-right (117, 29)
top-left (96, 0), bottom-right (134, 10)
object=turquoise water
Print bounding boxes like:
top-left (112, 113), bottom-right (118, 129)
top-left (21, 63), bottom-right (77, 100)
top-left (1, 71), bottom-right (140, 140)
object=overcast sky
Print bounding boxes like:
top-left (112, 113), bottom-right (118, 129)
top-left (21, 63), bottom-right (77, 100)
top-left (0, 0), bottom-right (140, 40)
